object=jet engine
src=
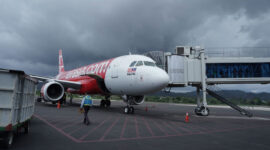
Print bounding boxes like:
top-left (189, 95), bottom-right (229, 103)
top-left (122, 95), bottom-right (145, 105)
top-left (42, 82), bottom-right (64, 101)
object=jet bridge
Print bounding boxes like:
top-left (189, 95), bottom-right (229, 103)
top-left (162, 46), bottom-right (270, 116)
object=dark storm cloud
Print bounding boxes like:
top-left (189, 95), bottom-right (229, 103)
top-left (216, 0), bottom-right (270, 19)
top-left (1, 0), bottom-right (270, 76)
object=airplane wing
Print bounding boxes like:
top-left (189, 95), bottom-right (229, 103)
top-left (30, 75), bottom-right (81, 89)
top-left (80, 73), bottom-right (110, 93)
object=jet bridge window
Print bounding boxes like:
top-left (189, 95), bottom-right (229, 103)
top-left (129, 61), bottom-right (137, 67)
top-left (206, 63), bottom-right (270, 78)
top-left (136, 61), bottom-right (143, 66)
top-left (144, 61), bottom-right (156, 67)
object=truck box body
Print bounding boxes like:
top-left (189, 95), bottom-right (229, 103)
top-left (0, 69), bottom-right (37, 131)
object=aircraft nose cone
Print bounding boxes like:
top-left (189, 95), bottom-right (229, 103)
top-left (146, 68), bottom-right (170, 93)
top-left (134, 67), bottom-right (170, 95)
top-left (157, 69), bottom-right (170, 88)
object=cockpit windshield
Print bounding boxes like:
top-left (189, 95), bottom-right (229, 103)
top-left (130, 61), bottom-right (156, 67)
top-left (136, 61), bottom-right (143, 66)
top-left (129, 61), bottom-right (137, 67)
top-left (144, 61), bottom-right (156, 67)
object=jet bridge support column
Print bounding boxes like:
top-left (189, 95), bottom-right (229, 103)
top-left (196, 86), bottom-right (201, 107)
top-left (201, 51), bottom-right (207, 107)
top-left (195, 86), bottom-right (204, 115)
top-left (195, 50), bottom-right (210, 116)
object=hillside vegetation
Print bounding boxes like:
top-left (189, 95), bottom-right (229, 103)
top-left (36, 90), bottom-right (270, 106)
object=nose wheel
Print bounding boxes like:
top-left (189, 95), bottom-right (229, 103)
top-left (124, 106), bottom-right (134, 114)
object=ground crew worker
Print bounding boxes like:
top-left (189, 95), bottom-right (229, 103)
top-left (80, 94), bottom-right (92, 125)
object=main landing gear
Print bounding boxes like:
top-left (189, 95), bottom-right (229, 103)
top-left (69, 94), bottom-right (73, 105)
top-left (51, 93), bottom-right (66, 105)
top-left (100, 96), bottom-right (111, 108)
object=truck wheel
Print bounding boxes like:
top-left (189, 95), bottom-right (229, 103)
top-left (36, 98), bottom-right (42, 102)
top-left (3, 132), bottom-right (13, 148)
top-left (24, 121), bottom-right (30, 134)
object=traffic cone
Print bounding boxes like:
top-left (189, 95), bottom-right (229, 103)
top-left (145, 106), bottom-right (148, 112)
top-left (185, 112), bottom-right (189, 122)
top-left (57, 101), bottom-right (61, 109)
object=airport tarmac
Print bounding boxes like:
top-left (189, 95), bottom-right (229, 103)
top-left (7, 100), bottom-right (270, 150)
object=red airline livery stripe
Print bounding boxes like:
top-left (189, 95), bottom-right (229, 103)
top-left (58, 58), bottom-right (114, 81)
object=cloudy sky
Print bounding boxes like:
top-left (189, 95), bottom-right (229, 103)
top-left (1, 0), bottom-right (270, 92)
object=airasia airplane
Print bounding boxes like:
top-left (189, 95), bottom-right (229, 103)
top-left (32, 49), bottom-right (169, 114)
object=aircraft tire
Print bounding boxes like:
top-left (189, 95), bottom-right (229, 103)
top-left (129, 106), bottom-right (134, 114)
top-left (105, 100), bottom-right (111, 107)
top-left (124, 107), bottom-right (129, 114)
top-left (100, 100), bottom-right (105, 107)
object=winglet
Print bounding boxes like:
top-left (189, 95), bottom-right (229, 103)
top-left (59, 49), bottom-right (65, 73)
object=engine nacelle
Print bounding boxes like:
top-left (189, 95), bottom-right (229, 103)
top-left (42, 82), bottom-right (64, 101)
top-left (122, 95), bottom-right (145, 105)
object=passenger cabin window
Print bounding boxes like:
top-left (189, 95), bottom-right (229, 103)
top-left (129, 61), bottom-right (137, 67)
top-left (144, 61), bottom-right (156, 67)
top-left (136, 61), bottom-right (143, 66)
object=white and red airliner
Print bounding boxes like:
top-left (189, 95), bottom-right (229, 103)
top-left (32, 49), bottom-right (169, 113)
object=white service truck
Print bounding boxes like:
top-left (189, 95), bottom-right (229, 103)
top-left (0, 69), bottom-right (37, 148)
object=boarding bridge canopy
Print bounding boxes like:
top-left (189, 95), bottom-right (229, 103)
top-left (144, 47), bottom-right (270, 85)
top-left (146, 46), bottom-right (270, 117)
top-left (164, 47), bottom-right (270, 86)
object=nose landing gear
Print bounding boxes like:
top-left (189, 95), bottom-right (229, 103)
top-left (123, 96), bottom-right (135, 114)
top-left (124, 106), bottom-right (134, 114)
